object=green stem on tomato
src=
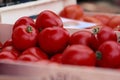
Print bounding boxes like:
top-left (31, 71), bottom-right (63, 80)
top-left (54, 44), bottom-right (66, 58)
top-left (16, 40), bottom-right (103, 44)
top-left (92, 27), bottom-right (100, 35)
top-left (96, 51), bottom-right (102, 60)
top-left (26, 26), bottom-right (33, 33)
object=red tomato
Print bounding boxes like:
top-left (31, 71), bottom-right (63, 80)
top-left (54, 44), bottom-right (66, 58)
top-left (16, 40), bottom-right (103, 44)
top-left (18, 54), bottom-right (39, 62)
top-left (96, 26), bottom-right (117, 44)
top-left (69, 30), bottom-right (99, 51)
top-left (2, 39), bottom-right (13, 48)
top-left (108, 16), bottom-right (120, 29)
top-left (59, 4), bottom-right (84, 20)
top-left (13, 16), bottom-right (35, 30)
top-left (62, 45), bottom-right (96, 66)
top-left (96, 41), bottom-right (120, 68)
top-left (2, 46), bottom-right (20, 57)
top-left (93, 14), bottom-right (111, 25)
top-left (12, 25), bottom-right (39, 51)
top-left (82, 15), bottom-right (102, 25)
top-left (50, 53), bottom-right (62, 63)
top-left (0, 51), bottom-right (17, 60)
top-left (38, 27), bottom-right (70, 55)
top-left (0, 41), bottom-right (2, 51)
top-left (35, 10), bottom-right (63, 31)
top-left (22, 47), bottom-right (48, 60)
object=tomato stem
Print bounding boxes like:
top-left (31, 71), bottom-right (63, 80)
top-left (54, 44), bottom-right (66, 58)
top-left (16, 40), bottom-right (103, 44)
top-left (96, 51), bottom-right (102, 60)
top-left (92, 27), bottom-right (100, 34)
top-left (26, 26), bottom-right (33, 33)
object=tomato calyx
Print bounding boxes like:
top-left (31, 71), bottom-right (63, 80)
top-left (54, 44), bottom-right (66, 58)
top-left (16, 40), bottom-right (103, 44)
top-left (26, 26), bottom-right (33, 33)
top-left (92, 27), bottom-right (100, 35)
top-left (96, 51), bottom-right (102, 60)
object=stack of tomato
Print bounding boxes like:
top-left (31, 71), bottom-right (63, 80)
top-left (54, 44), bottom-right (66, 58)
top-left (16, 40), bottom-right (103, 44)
top-left (0, 7), bottom-right (120, 69)
top-left (59, 4), bottom-right (120, 30)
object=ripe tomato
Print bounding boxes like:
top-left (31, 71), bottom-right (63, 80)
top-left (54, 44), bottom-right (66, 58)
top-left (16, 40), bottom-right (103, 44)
top-left (93, 14), bottom-right (111, 26)
top-left (62, 45), bottom-right (96, 66)
top-left (82, 15), bottom-right (102, 25)
top-left (0, 51), bottom-right (17, 60)
top-left (2, 46), bottom-right (20, 57)
top-left (12, 25), bottom-right (39, 51)
top-left (108, 16), bottom-right (120, 29)
top-left (59, 4), bottom-right (84, 20)
top-left (13, 16), bottom-right (35, 30)
top-left (96, 26), bottom-right (117, 45)
top-left (18, 54), bottom-right (39, 62)
top-left (96, 41), bottom-right (120, 68)
top-left (69, 30), bottom-right (99, 51)
top-left (38, 27), bottom-right (70, 55)
top-left (2, 39), bottom-right (13, 48)
top-left (35, 10), bottom-right (63, 31)
top-left (0, 41), bottom-right (2, 51)
top-left (50, 53), bottom-right (62, 63)
top-left (22, 47), bottom-right (48, 60)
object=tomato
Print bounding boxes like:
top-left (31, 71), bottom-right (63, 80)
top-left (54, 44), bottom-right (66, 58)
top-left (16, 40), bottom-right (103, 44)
top-left (0, 41), bottom-right (2, 51)
top-left (62, 44), bottom-right (96, 66)
top-left (96, 41), bottom-right (120, 68)
top-left (0, 51), bottom-right (17, 60)
top-left (13, 16), bottom-right (35, 30)
top-left (50, 53), bottom-right (62, 63)
top-left (108, 16), bottom-right (120, 29)
top-left (18, 54), bottom-right (39, 62)
top-left (35, 10), bottom-right (63, 31)
top-left (2, 46), bottom-right (20, 57)
top-left (96, 26), bottom-right (117, 45)
top-left (82, 15), bottom-right (102, 25)
top-left (59, 4), bottom-right (84, 20)
top-left (93, 14), bottom-right (111, 26)
top-left (38, 27), bottom-right (70, 55)
top-left (12, 25), bottom-right (39, 51)
top-left (2, 39), bottom-right (13, 48)
top-left (60, 5), bottom-right (84, 20)
top-left (69, 30), bottom-right (99, 51)
top-left (22, 47), bottom-right (48, 60)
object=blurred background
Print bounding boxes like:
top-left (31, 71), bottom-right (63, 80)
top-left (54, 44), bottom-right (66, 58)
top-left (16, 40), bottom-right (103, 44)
top-left (77, 0), bottom-right (120, 13)
top-left (0, 0), bottom-right (120, 13)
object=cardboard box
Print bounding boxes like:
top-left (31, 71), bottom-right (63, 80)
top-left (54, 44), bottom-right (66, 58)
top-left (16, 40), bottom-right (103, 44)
top-left (0, 0), bottom-right (76, 24)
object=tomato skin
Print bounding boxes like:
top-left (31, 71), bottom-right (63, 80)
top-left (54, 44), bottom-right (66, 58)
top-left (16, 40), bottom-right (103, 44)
top-left (13, 16), bottom-right (35, 30)
top-left (35, 10), bottom-right (63, 30)
top-left (93, 14), bottom-right (111, 25)
top-left (18, 54), bottom-right (39, 62)
top-left (22, 47), bottom-right (48, 60)
top-left (96, 41), bottom-right (120, 68)
top-left (0, 51), bottom-right (17, 60)
top-left (82, 15), bottom-right (102, 25)
top-left (0, 41), bottom-right (2, 51)
top-left (97, 26), bottom-right (117, 45)
top-left (2, 46), bottom-right (20, 57)
top-left (38, 27), bottom-right (70, 55)
top-left (62, 45), bottom-right (96, 66)
top-left (59, 5), bottom-right (84, 20)
top-left (2, 39), bottom-right (13, 48)
top-left (108, 16), bottom-right (120, 29)
top-left (50, 53), bottom-right (62, 63)
top-left (69, 30), bottom-right (99, 51)
top-left (12, 25), bottom-right (39, 51)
